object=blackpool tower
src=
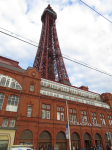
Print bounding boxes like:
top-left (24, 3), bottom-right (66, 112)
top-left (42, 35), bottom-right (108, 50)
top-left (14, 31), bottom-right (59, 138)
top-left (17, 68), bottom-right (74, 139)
top-left (33, 5), bottom-right (70, 84)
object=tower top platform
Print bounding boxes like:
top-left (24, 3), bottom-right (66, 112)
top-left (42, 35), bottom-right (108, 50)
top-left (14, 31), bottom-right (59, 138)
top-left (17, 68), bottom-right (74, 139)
top-left (41, 4), bottom-right (57, 21)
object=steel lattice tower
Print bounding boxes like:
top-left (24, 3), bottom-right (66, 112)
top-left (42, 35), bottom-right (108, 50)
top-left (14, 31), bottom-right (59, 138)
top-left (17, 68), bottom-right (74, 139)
top-left (33, 5), bottom-right (70, 84)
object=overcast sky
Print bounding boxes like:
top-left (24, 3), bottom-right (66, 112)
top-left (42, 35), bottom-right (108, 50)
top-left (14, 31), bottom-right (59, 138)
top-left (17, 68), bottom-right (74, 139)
top-left (0, 0), bottom-right (112, 94)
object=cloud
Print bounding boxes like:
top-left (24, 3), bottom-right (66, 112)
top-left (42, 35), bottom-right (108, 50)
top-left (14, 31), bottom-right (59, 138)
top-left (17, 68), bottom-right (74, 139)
top-left (0, 0), bottom-right (112, 94)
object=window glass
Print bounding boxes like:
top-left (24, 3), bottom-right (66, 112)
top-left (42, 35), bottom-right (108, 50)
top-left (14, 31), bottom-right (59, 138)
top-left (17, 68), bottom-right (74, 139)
top-left (46, 111), bottom-right (50, 119)
top-left (70, 114), bottom-right (73, 121)
top-left (0, 93), bottom-right (5, 110)
top-left (47, 105), bottom-right (50, 109)
top-left (27, 106), bottom-right (32, 117)
top-left (61, 112), bottom-right (64, 121)
top-left (57, 112), bottom-right (60, 120)
top-left (61, 107), bottom-right (64, 111)
top-left (42, 110), bottom-right (45, 119)
top-left (2, 119), bottom-right (8, 127)
top-left (73, 109), bottom-right (76, 113)
top-left (70, 109), bottom-right (72, 113)
top-left (42, 104), bottom-right (46, 109)
top-left (9, 119), bottom-right (15, 127)
top-left (30, 84), bottom-right (34, 91)
top-left (73, 114), bottom-right (77, 121)
top-left (57, 106), bottom-right (60, 111)
top-left (81, 111), bottom-right (83, 114)
top-left (0, 77), bottom-right (6, 86)
top-left (84, 111), bottom-right (86, 115)
top-left (7, 95), bottom-right (19, 106)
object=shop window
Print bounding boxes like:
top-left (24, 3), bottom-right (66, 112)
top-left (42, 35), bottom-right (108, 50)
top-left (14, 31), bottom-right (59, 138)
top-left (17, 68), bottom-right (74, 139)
top-left (0, 93), bottom-right (5, 110)
top-left (27, 106), bottom-right (32, 117)
top-left (6, 95), bottom-right (19, 112)
top-left (81, 110), bottom-right (87, 122)
top-left (42, 104), bottom-right (50, 119)
top-left (100, 113), bottom-right (106, 125)
top-left (0, 141), bottom-right (8, 150)
top-left (30, 84), bottom-right (34, 92)
top-left (91, 112), bottom-right (97, 124)
top-left (57, 106), bottom-right (64, 121)
top-left (2, 119), bottom-right (8, 127)
top-left (9, 119), bottom-right (15, 127)
top-left (70, 109), bottom-right (76, 121)
top-left (108, 115), bottom-right (112, 125)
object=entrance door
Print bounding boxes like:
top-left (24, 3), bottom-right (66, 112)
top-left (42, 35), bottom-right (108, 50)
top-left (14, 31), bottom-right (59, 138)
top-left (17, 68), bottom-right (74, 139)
top-left (38, 131), bottom-right (51, 150)
top-left (95, 133), bottom-right (101, 147)
top-left (71, 132), bottom-right (80, 150)
top-left (56, 132), bottom-right (66, 150)
top-left (38, 142), bottom-right (50, 150)
top-left (56, 143), bottom-right (66, 150)
top-left (83, 133), bottom-right (91, 148)
top-left (84, 140), bottom-right (91, 148)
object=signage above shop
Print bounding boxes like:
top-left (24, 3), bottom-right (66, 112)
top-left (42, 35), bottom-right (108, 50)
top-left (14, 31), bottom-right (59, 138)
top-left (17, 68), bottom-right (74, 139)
top-left (70, 121), bottom-right (101, 127)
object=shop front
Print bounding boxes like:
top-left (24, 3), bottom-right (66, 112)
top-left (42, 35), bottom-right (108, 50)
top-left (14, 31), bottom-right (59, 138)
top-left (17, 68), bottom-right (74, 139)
top-left (0, 128), bottom-right (16, 150)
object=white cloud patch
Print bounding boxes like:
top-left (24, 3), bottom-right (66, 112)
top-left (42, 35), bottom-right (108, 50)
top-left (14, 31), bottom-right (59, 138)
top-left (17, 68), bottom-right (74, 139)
top-left (0, 0), bottom-right (112, 94)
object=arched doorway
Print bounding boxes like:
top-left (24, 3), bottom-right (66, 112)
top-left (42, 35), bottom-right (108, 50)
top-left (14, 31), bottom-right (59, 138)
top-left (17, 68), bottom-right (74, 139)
top-left (19, 129), bottom-right (33, 145)
top-left (104, 133), bottom-right (111, 148)
top-left (71, 132), bottom-right (80, 150)
top-left (84, 133), bottom-right (91, 148)
top-left (56, 131), bottom-right (66, 150)
top-left (95, 133), bottom-right (101, 146)
top-left (38, 131), bottom-right (51, 150)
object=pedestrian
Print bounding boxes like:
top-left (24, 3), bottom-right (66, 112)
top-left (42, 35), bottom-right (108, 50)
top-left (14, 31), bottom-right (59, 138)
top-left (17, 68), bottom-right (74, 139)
top-left (40, 147), bottom-right (43, 150)
top-left (48, 146), bottom-right (50, 150)
top-left (76, 146), bottom-right (77, 150)
top-left (111, 145), bottom-right (112, 150)
top-left (93, 145), bottom-right (97, 150)
top-left (73, 145), bottom-right (75, 150)
top-left (50, 145), bottom-right (52, 150)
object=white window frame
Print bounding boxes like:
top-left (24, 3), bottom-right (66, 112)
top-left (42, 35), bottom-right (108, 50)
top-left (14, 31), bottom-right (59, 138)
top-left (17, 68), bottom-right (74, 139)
top-left (27, 106), bottom-right (32, 117)
top-left (2, 119), bottom-right (8, 127)
top-left (9, 119), bottom-right (15, 127)
top-left (0, 93), bottom-right (5, 110)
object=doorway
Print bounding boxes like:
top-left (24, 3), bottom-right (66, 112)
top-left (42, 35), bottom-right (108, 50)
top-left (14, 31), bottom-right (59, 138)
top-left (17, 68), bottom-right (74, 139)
top-left (95, 133), bottom-right (101, 147)
top-left (38, 131), bottom-right (51, 150)
top-left (84, 133), bottom-right (91, 148)
top-left (56, 132), bottom-right (66, 150)
top-left (71, 132), bottom-right (80, 150)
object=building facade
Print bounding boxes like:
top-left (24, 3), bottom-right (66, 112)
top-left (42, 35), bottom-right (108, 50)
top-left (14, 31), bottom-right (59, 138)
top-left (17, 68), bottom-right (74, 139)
top-left (0, 4), bottom-right (112, 150)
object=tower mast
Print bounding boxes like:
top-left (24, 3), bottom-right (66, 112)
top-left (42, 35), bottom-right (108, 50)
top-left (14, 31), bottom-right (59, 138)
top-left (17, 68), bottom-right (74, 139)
top-left (33, 5), bottom-right (70, 84)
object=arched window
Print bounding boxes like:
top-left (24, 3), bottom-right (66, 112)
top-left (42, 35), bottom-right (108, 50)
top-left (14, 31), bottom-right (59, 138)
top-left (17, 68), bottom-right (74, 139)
top-left (6, 95), bottom-right (19, 112)
top-left (0, 93), bottom-right (5, 110)
top-left (20, 130), bottom-right (33, 145)
top-left (0, 74), bottom-right (22, 90)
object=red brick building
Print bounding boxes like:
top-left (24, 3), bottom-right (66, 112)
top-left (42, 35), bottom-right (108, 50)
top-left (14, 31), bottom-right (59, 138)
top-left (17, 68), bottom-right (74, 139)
top-left (0, 5), bottom-right (112, 150)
